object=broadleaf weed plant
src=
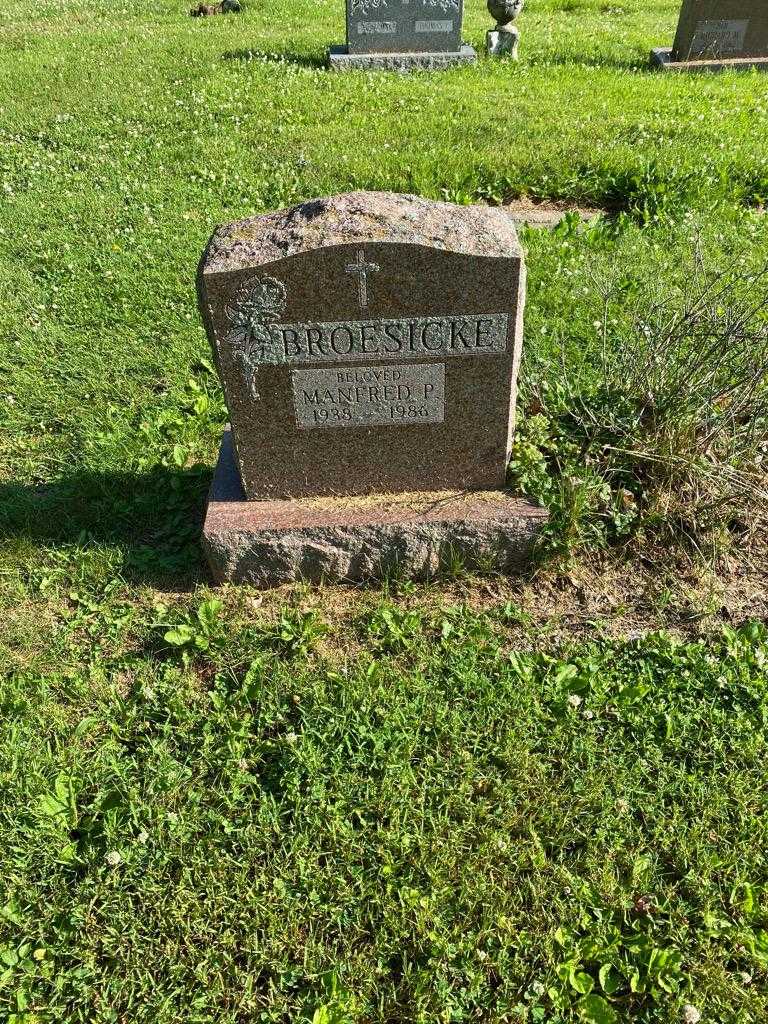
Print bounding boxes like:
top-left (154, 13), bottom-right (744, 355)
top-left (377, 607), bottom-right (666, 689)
top-left (510, 244), bottom-right (768, 558)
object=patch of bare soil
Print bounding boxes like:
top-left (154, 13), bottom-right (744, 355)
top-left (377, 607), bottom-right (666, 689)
top-left (502, 197), bottom-right (607, 228)
top-left (9, 544), bottom-right (767, 677)
top-left (215, 540), bottom-right (768, 659)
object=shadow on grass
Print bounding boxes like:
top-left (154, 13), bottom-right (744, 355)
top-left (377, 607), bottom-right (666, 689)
top-left (221, 48), bottom-right (327, 69)
top-left (0, 465), bottom-right (212, 590)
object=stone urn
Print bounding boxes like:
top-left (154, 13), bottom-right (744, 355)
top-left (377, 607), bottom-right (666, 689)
top-left (486, 0), bottom-right (524, 58)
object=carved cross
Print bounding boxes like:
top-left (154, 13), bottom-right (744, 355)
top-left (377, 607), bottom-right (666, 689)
top-left (345, 249), bottom-right (380, 309)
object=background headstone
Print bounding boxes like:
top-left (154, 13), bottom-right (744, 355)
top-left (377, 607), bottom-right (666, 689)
top-left (198, 192), bottom-right (547, 585)
top-left (652, 0), bottom-right (768, 70)
top-left (328, 0), bottom-right (476, 69)
top-left (673, 0), bottom-right (766, 58)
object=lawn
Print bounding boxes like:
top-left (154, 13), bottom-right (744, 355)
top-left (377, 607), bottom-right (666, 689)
top-left (1, 0), bottom-right (768, 1020)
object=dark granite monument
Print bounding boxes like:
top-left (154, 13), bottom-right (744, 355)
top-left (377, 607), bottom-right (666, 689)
top-left (652, 0), bottom-right (768, 71)
top-left (328, 0), bottom-right (476, 70)
top-left (198, 191), bottom-right (547, 585)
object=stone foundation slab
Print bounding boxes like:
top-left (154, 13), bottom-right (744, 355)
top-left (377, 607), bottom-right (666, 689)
top-left (202, 429), bottom-right (548, 586)
top-left (650, 46), bottom-right (768, 72)
top-left (327, 44), bottom-right (477, 71)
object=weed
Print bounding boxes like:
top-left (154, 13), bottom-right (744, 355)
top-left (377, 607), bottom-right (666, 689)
top-left (361, 603), bottom-right (424, 652)
top-left (511, 245), bottom-right (768, 557)
top-left (158, 597), bottom-right (225, 659)
top-left (258, 607), bottom-right (328, 657)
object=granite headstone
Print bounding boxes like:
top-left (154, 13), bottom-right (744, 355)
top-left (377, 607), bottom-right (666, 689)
top-left (328, 0), bottom-right (476, 69)
top-left (198, 191), bottom-right (547, 585)
top-left (652, 0), bottom-right (768, 70)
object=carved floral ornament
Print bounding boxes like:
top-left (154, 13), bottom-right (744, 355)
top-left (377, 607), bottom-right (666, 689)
top-left (350, 0), bottom-right (458, 14)
top-left (423, 0), bottom-right (459, 11)
top-left (223, 274), bottom-right (287, 400)
top-left (350, 0), bottom-right (387, 15)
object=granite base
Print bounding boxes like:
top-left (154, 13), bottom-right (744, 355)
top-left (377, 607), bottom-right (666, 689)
top-left (327, 44), bottom-right (477, 71)
top-left (650, 46), bottom-right (768, 72)
top-left (202, 429), bottom-right (548, 586)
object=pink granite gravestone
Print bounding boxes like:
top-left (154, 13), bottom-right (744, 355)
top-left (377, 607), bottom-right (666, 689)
top-left (197, 192), bottom-right (547, 585)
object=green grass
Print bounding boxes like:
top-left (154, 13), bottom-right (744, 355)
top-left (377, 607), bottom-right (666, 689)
top-left (2, 0), bottom-right (768, 1019)
top-left (2, 0), bottom-right (768, 567)
top-left (2, 598), bottom-right (768, 1022)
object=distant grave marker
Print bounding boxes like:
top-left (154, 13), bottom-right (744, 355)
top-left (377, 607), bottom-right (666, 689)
top-left (328, 0), bottom-right (476, 70)
top-left (652, 0), bottom-right (768, 71)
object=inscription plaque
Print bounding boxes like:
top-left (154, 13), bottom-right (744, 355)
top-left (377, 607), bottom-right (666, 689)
top-left (358, 20), bottom-right (397, 32)
top-left (415, 19), bottom-right (453, 31)
top-left (292, 363), bottom-right (445, 429)
top-left (689, 18), bottom-right (748, 53)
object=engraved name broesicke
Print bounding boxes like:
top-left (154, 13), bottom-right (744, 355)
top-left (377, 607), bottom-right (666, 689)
top-left (223, 274), bottom-right (508, 393)
top-left (276, 313), bottom-right (506, 363)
